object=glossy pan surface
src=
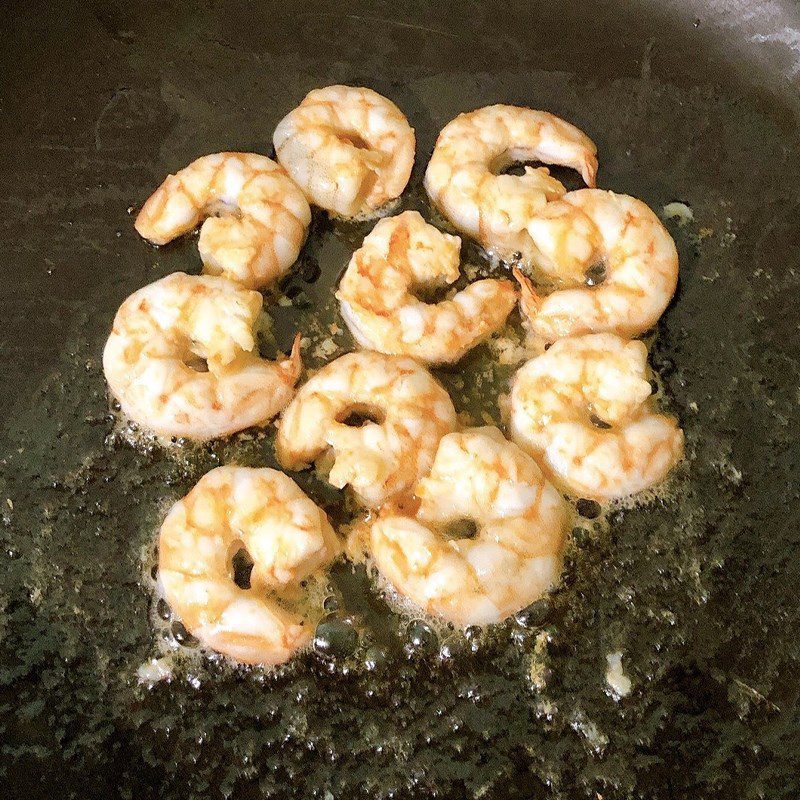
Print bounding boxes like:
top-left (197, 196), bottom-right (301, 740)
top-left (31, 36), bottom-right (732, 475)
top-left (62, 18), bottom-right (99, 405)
top-left (1, 1), bottom-right (799, 797)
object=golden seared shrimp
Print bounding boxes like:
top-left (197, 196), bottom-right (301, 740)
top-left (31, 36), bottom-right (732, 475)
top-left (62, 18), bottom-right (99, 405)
top-left (135, 153), bottom-right (311, 290)
top-left (273, 85), bottom-right (415, 218)
top-left (336, 211), bottom-right (516, 365)
top-left (276, 352), bottom-right (457, 508)
top-left (515, 190), bottom-right (679, 340)
top-left (159, 466), bottom-right (340, 666)
top-left (103, 273), bottom-right (301, 440)
top-left (370, 427), bottom-right (568, 627)
top-left (509, 334), bottom-right (684, 500)
top-left (424, 105), bottom-right (597, 263)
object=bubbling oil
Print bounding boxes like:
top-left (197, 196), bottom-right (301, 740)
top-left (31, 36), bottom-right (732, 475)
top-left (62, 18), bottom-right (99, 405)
top-left (119, 179), bottom-right (691, 695)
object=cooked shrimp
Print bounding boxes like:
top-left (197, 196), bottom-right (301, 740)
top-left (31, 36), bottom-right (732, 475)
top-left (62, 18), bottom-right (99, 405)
top-left (103, 273), bottom-right (301, 440)
top-left (515, 190), bottom-right (679, 340)
top-left (336, 211), bottom-right (516, 365)
top-left (370, 427), bottom-right (568, 627)
top-left (424, 105), bottom-right (597, 263)
top-left (135, 153), bottom-right (311, 290)
top-left (273, 85), bottom-right (415, 218)
top-left (276, 351), bottom-right (457, 507)
top-left (509, 333), bottom-right (684, 500)
top-left (159, 466), bottom-right (340, 666)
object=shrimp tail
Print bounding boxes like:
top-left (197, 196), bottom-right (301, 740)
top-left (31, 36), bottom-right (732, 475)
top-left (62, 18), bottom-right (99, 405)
top-left (279, 333), bottom-right (303, 386)
top-left (581, 154), bottom-right (599, 188)
top-left (512, 266), bottom-right (541, 322)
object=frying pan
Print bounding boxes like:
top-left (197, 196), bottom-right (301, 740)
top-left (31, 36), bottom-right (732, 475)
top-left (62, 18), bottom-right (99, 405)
top-left (1, 0), bottom-right (799, 797)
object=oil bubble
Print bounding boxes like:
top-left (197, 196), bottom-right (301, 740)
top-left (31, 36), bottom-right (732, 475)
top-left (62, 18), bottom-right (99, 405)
top-left (156, 598), bottom-right (171, 620)
top-left (404, 620), bottom-right (438, 656)
top-left (439, 637), bottom-right (467, 663)
top-left (313, 617), bottom-right (358, 658)
top-left (363, 645), bottom-right (388, 671)
top-left (323, 595), bottom-right (340, 613)
top-left (171, 620), bottom-right (197, 646)
top-left (514, 598), bottom-right (550, 628)
top-left (464, 625), bottom-right (484, 654)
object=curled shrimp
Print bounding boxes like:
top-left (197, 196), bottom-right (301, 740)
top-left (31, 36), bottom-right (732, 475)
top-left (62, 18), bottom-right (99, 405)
top-left (103, 273), bottom-right (301, 440)
top-left (509, 333), bottom-right (684, 500)
top-left (424, 105), bottom-right (597, 263)
top-left (514, 190), bottom-right (679, 340)
top-left (276, 351), bottom-right (457, 508)
top-left (370, 427), bottom-right (568, 626)
top-left (159, 466), bottom-right (340, 666)
top-left (336, 211), bottom-right (517, 365)
top-left (273, 85), bottom-right (415, 218)
top-left (135, 153), bottom-right (311, 290)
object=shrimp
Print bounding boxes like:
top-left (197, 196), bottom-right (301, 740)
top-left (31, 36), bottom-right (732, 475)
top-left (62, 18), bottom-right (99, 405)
top-left (276, 351), bottom-right (457, 508)
top-left (336, 211), bottom-right (517, 365)
top-left (514, 190), bottom-right (679, 340)
top-left (273, 85), bottom-right (415, 218)
top-left (370, 427), bottom-right (568, 627)
top-left (424, 105), bottom-right (598, 263)
top-left (158, 466), bottom-right (340, 666)
top-left (509, 333), bottom-right (684, 500)
top-left (103, 273), bottom-right (301, 440)
top-left (135, 153), bottom-right (311, 290)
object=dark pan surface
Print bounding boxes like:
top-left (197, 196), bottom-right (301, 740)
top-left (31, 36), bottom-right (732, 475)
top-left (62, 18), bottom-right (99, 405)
top-left (2, 1), bottom-right (800, 798)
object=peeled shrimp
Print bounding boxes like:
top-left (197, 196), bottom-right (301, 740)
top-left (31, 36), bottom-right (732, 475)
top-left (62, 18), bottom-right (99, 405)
top-left (135, 153), bottom-right (311, 290)
top-left (370, 427), bottom-right (568, 626)
top-left (509, 333), bottom-right (684, 500)
top-left (276, 351), bottom-right (457, 507)
top-left (103, 273), bottom-right (301, 440)
top-left (515, 190), bottom-right (679, 340)
top-left (273, 85), bottom-right (415, 218)
top-left (424, 105), bottom-right (597, 262)
top-left (159, 466), bottom-right (340, 665)
top-left (336, 211), bottom-right (516, 365)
